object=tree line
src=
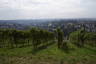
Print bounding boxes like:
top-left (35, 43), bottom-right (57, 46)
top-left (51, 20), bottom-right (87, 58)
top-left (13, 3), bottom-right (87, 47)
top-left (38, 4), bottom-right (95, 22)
top-left (0, 27), bottom-right (96, 50)
top-left (70, 28), bottom-right (96, 47)
top-left (0, 28), bottom-right (55, 49)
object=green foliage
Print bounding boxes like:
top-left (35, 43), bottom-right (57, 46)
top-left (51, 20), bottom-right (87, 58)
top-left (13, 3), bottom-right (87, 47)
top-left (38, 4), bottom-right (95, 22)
top-left (0, 44), bottom-right (96, 64)
top-left (56, 28), bottom-right (64, 48)
top-left (70, 29), bottom-right (96, 47)
top-left (0, 28), bottom-right (96, 64)
top-left (0, 28), bottom-right (55, 49)
top-left (69, 29), bottom-right (86, 47)
top-left (0, 28), bottom-right (55, 48)
top-left (85, 32), bottom-right (96, 46)
top-left (30, 28), bottom-right (55, 50)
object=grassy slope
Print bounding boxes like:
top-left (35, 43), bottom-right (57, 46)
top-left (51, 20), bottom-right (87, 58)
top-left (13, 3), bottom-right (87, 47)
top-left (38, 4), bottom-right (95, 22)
top-left (0, 43), bottom-right (96, 64)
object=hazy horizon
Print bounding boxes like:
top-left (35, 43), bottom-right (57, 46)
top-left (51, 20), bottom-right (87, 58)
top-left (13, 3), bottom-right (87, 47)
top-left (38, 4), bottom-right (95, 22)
top-left (0, 0), bottom-right (96, 20)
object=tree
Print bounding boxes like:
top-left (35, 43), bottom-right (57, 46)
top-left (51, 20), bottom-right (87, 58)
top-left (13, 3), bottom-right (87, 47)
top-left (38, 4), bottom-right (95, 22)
top-left (9, 29), bottom-right (17, 48)
top-left (56, 28), bottom-right (64, 48)
top-left (69, 28), bottom-right (86, 47)
top-left (30, 28), bottom-right (39, 49)
top-left (79, 29), bottom-right (86, 47)
top-left (0, 29), bottom-right (5, 48)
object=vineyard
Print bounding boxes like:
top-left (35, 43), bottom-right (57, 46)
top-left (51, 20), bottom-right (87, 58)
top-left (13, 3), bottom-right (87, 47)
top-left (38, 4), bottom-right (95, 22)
top-left (0, 28), bottom-right (96, 64)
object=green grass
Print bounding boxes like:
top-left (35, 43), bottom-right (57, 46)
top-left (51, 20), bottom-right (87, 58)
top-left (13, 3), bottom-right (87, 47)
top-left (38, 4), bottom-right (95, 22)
top-left (0, 43), bottom-right (96, 64)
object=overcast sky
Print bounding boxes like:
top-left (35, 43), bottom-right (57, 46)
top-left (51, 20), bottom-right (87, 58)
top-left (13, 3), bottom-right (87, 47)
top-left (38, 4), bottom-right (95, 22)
top-left (0, 0), bottom-right (96, 20)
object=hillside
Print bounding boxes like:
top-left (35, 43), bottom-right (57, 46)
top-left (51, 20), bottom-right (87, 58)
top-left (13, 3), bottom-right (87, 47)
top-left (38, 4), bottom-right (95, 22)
top-left (0, 25), bottom-right (96, 64)
top-left (0, 43), bottom-right (96, 64)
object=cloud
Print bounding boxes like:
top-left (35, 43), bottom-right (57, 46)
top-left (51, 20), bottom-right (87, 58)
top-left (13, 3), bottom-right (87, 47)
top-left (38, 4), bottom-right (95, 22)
top-left (0, 0), bottom-right (96, 20)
